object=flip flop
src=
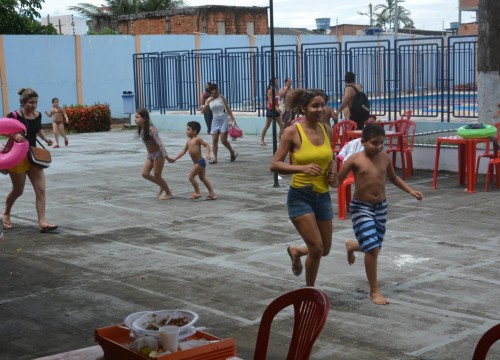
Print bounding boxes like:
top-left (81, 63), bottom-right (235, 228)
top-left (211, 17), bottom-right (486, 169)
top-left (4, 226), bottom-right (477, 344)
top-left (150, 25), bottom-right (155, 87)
top-left (40, 224), bottom-right (58, 233)
top-left (205, 195), bottom-right (217, 200)
top-left (209, 160), bottom-right (218, 164)
top-left (230, 152), bottom-right (238, 162)
top-left (287, 246), bottom-right (303, 276)
top-left (260, 142), bottom-right (267, 147)
top-left (190, 194), bottom-right (202, 199)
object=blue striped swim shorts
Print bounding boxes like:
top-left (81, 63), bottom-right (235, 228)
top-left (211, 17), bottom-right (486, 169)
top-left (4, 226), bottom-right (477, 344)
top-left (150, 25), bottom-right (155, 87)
top-left (350, 199), bottom-right (388, 253)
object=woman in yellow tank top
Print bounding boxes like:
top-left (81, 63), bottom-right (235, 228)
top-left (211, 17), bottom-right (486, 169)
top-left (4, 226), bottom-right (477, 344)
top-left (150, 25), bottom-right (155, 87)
top-left (270, 88), bottom-right (336, 287)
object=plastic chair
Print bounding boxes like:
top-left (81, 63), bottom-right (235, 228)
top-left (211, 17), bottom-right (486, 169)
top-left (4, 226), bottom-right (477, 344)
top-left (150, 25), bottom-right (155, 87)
top-left (332, 119), bottom-right (357, 155)
top-left (387, 119), bottom-right (416, 177)
top-left (475, 122), bottom-right (500, 184)
top-left (472, 323), bottom-right (500, 360)
top-left (400, 110), bottom-right (412, 120)
top-left (484, 156), bottom-right (500, 191)
top-left (253, 287), bottom-right (330, 360)
top-left (337, 172), bottom-right (355, 220)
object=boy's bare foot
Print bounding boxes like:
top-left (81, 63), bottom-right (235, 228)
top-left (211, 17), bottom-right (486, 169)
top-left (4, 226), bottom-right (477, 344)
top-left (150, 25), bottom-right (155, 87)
top-left (345, 240), bottom-right (356, 265)
top-left (2, 212), bottom-right (12, 229)
top-left (157, 190), bottom-right (164, 197)
top-left (158, 194), bottom-right (173, 200)
top-left (370, 289), bottom-right (389, 305)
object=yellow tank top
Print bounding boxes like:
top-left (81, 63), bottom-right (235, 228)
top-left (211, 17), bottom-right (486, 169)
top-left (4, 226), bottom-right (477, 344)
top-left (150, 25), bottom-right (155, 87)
top-left (291, 123), bottom-right (333, 193)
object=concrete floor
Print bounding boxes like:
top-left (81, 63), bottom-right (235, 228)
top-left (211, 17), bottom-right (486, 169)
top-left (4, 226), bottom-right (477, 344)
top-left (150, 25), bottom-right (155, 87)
top-left (0, 128), bottom-right (499, 360)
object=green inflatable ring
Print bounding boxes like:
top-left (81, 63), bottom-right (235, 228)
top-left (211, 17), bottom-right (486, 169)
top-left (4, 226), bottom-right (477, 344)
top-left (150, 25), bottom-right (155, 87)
top-left (457, 124), bottom-right (497, 138)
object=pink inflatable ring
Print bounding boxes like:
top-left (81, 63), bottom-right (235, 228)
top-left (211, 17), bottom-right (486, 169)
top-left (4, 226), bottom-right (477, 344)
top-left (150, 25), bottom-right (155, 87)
top-left (0, 117), bottom-right (29, 169)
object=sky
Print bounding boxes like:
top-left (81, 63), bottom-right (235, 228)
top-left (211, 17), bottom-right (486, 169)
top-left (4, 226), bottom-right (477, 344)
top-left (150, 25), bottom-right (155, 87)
top-left (39, 0), bottom-right (476, 32)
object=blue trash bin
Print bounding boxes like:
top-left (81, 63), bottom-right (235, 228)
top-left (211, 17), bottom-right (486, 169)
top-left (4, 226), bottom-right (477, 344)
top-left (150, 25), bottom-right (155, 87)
top-left (122, 91), bottom-right (135, 114)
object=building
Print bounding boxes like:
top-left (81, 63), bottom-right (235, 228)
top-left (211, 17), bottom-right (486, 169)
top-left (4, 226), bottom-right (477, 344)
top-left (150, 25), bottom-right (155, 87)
top-left (40, 15), bottom-right (88, 35)
top-left (459, 0), bottom-right (478, 24)
top-left (327, 24), bottom-right (370, 36)
top-left (89, 5), bottom-right (268, 35)
top-left (458, 0), bottom-right (478, 35)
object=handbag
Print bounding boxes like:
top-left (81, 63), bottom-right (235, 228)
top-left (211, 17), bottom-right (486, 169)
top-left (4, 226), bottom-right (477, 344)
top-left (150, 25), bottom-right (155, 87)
top-left (28, 139), bottom-right (51, 168)
top-left (228, 123), bottom-right (243, 140)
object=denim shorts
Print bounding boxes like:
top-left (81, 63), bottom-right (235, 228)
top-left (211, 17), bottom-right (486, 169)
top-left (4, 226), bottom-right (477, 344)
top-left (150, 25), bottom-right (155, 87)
top-left (287, 185), bottom-right (333, 221)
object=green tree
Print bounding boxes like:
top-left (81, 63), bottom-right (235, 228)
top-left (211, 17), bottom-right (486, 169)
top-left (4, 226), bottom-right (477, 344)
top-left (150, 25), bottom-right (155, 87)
top-left (69, 0), bottom-right (185, 17)
top-left (0, 0), bottom-right (58, 34)
top-left (374, 0), bottom-right (414, 30)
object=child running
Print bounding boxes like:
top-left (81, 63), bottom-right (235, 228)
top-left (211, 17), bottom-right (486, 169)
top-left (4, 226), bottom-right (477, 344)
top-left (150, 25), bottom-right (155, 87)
top-left (135, 109), bottom-right (173, 200)
top-left (167, 121), bottom-right (216, 200)
top-left (45, 97), bottom-right (69, 148)
top-left (332, 124), bottom-right (423, 305)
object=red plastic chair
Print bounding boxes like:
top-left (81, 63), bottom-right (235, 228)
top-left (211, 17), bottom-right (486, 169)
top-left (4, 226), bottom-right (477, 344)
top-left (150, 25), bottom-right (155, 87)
top-left (484, 156), bottom-right (500, 191)
top-left (387, 119), bottom-right (416, 177)
top-left (472, 323), bottom-right (500, 360)
top-left (400, 110), bottom-right (412, 120)
top-left (253, 287), bottom-right (330, 360)
top-left (475, 122), bottom-right (500, 184)
top-left (332, 119), bottom-right (357, 155)
top-left (337, 172), bottom-right (355, 220)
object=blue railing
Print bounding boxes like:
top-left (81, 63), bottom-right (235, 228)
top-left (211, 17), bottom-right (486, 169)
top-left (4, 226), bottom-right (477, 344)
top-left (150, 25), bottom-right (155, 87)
top-left (133, 35), bottom-right (478, 122)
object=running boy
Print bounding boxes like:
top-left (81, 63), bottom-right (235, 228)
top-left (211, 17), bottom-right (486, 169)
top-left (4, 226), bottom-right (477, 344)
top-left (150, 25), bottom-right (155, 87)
top-left (331, 124), bottom-right (423, 305)
top-left (167, 121), bottom-right (216, 200)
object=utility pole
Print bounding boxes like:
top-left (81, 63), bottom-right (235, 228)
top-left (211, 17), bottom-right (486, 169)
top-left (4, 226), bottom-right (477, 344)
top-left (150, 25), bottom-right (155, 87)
top-left (269, 0), bottom-right (280, 187)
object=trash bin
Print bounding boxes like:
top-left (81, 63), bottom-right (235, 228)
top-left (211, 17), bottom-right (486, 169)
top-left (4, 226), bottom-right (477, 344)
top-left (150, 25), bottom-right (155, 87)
top-left (121, 91), bottom-right (135, 114)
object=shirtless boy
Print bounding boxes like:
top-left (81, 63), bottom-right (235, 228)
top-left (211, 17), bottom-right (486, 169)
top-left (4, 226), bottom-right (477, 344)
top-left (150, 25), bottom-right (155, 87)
top-left (167, 121), bottom-right (216, 200)
top-left (332, 124), bottom-right (423, 305)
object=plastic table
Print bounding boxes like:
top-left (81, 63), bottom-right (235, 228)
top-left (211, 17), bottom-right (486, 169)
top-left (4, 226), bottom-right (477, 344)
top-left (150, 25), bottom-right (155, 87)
top-left (432, 135), bottom-right (489, 193)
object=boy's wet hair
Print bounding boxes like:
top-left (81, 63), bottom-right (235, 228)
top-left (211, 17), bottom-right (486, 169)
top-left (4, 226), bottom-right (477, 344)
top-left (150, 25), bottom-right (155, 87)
top-left (51, 97), bottom-right (59, 104)
top-left (187, 120), bottom-right (201, 134)
top-left (362, 123), bottom-right (385, 141)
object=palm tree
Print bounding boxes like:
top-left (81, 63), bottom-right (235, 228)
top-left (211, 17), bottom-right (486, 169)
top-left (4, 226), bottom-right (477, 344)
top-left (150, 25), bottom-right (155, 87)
top-left (374, 0), bottom-right (414, 31)
top-left (69, 0), bottom-right (184, 17)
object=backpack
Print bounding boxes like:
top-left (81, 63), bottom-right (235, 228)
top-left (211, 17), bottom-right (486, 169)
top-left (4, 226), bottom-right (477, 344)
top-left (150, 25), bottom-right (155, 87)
top-left (347, 85), bottom-right (370, 130)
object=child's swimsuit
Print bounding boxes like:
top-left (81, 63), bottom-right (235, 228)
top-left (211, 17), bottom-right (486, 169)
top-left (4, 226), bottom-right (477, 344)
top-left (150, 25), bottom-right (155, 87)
top-left (196, 158), bottom-right (206, 168)
top-left (350, 199), bottom-right (388, 253)
top-left (145, 125), bottom-right (167, 160)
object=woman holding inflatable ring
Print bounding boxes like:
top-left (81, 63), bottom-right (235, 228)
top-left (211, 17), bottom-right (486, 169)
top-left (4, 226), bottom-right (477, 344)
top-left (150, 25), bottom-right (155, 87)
top-left (3, 88), bottom-right (58, 233)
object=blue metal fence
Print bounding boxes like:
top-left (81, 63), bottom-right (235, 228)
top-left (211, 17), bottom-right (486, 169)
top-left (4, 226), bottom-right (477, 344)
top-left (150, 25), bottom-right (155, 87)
top-left (133, 35), bottom-right (478, 122)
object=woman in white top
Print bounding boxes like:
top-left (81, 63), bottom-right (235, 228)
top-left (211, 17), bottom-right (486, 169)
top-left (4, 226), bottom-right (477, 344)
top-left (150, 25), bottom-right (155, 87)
top-left (201, 83), bottom-right (238, 164)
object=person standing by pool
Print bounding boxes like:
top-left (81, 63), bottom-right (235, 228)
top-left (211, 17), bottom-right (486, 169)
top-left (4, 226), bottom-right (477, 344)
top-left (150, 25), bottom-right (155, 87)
top-left (200, 82), bottom-right (213, 134)
top-left (279, 78), bottom-right (293, 128)
top-left (261, 78), bottom-right (284, 146)
top-left (201, 83), bottom-right (238, 164)
top-left (270, 88), bottom-right (335, 287)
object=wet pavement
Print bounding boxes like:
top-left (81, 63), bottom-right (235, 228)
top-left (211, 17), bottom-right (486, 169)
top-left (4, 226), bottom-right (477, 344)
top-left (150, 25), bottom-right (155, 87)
top-left (0, 126), bottom-right (499, 360)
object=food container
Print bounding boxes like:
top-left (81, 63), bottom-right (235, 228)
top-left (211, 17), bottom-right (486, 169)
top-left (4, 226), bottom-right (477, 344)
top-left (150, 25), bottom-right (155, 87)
top-left (95, 324), bottom-right (237, 360)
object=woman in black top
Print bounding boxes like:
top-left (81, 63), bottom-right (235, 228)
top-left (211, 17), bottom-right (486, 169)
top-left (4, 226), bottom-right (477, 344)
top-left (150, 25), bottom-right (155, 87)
top-left (3, 88), bottom-right (57, 233)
